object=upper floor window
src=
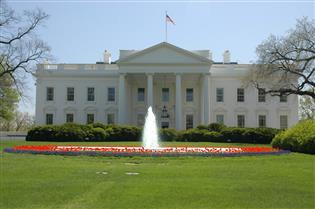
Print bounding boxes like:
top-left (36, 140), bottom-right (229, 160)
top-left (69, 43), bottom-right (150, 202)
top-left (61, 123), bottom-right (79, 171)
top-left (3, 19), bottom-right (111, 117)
top-left (237, 115), bottom-right (245, 128)
top-left (137, 88), bottom-right (145, 102)
top-left (258, 88), bottom-right (266, 102)
top-left (66, 113), bottom-right (74, 123)
top-left (186, 114), bottom-right (194, 130)
top-left (67, 87), bottom-right (74, 101)
top-left (46, 114), bottom-right (53, 125)
top-left (237, 88), bottom-right (245, 102)
top-left (87, 87), bottom-right (95, 101)
top-left (162, 88), bottom-right (169, 102)
top-left (216, 114), bottom-right (224, 124)
top-left (258, 115), bottom-right (266, 128)
top-left (107, 87), bottom-right (115, 102)
top-left (216, 88), bottom-right (224, 102)
top-left (186, 88), bottom-right (194, 102)
top-left (46, 87), bottom-right (54, 101)
top-left (87, 113), bottom-right (94, 124)
top-left (107, 113), bottom-right (115, 124)
top-left (280, 115), bottom-right (288, 129)
top-left (280, 94), bottom-right (287, 102)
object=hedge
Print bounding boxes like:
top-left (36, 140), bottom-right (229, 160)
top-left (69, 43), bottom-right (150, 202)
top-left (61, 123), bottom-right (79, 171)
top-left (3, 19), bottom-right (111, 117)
top-left (221, 127), bottom-right (279, 144)
top-left (271, 120), bottom-right (315, 154)
top-left (26, 123), bottom-right (280, 144)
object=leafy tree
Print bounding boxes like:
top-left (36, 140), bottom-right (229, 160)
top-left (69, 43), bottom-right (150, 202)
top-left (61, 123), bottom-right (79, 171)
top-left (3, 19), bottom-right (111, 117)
top-left (0, 67), bottom-right (19, 121)
top-left (248, 17), bottom-right (315, 98)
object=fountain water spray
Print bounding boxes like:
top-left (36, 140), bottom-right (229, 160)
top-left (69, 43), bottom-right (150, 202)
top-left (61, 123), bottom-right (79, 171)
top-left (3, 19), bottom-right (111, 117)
top-left (142, 106), bottom-right (160, 149)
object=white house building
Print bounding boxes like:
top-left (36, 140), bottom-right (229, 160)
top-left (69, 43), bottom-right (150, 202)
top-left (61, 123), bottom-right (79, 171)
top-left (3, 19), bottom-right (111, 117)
top-left (35, 42), bottom-right (299, 130)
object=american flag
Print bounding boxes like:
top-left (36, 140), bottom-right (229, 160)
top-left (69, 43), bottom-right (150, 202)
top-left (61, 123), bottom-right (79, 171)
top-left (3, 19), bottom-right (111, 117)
top-left (166, 14), bottom-right (175, 25)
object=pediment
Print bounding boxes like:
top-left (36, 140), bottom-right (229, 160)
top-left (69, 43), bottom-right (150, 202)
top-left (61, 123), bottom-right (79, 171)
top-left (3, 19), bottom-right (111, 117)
top-left (117, 42), bottom-right (211, 65)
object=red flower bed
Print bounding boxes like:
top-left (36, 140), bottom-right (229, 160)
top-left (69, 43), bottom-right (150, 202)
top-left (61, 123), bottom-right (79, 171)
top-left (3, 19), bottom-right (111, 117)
top-left (3, 145), bottom-right (289, 157)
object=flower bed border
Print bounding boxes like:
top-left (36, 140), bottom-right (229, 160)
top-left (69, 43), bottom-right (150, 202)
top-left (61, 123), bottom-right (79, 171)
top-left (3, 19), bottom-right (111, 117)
top-left (3, 146), bottom-right (290, 157)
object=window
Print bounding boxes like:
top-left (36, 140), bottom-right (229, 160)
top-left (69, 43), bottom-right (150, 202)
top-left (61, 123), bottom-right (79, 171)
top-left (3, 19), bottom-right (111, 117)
top-left (137, 88), bottom-right (145, 102)
top-left (237, 88), bottom-right (245, 102)
top-left (216, 115), bottom-right (224, 124)
top-left (46, 114), bottom-right (53, 125)
top-left (66, 113), bottom-right (74, 123)
top-left (216, 88), bottom-right (224, 102)
top-left (46, 87), bottom-right (54, 101)
top-left (258, 115), bottom-right (266, 128)
top-left (280, 94), bottom-right (287, 102)
top-left (237, 115), bottom-right (245, 128)
top-left (186, 88), bottom-right (193, 102)
top-left (67, 87), bottom-right (74, 101)
top-left (162, 88), bottom-right (169, 102)
top-left (280, 115), bottom-right (288, 129)
top-left (137, 114), bottom-right (145, 126)
top-left (186, 114), bottom-right (194, 130)
top-left (87, 87), bottom-right (95, 101)
top-left (107, 113), bottom-right (115, 124)
top-left (258, 88), bottom-right (266, 102)
top-left (107, 87), bottom-right (115, 102)
top-left (87, 114), bottom-right (94, 124)
top-left (161, 121), bottom-right (169, 129)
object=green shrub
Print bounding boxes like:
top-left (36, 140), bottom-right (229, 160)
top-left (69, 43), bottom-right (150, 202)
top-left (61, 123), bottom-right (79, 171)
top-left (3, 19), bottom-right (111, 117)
top-left (27, 123), bottom-right (95, 142)
top-left (272, 120), bottom-right (315, 154)
top-left (221, 127), bottom-right (279, 144)
top-left (196, 125), bottom-right (208, 130)
top-left (159, 128), bottom-right (178, 141)
top-left (177, 129), bottom-right (223, 142)
top-left (208, 123), bottom-right (227, 132)
top-left (104, 124), bottom-right (142, 141)
top-left (90, 127), bottom-right (108, 141)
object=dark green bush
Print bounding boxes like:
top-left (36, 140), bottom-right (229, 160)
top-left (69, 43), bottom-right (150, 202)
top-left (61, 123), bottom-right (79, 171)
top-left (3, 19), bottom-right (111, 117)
top-left (104, 124), bottom-right (142, 141)
top-left (220, 127), bottom-right (279, 144)
top-left (272, 120), bottom-right (315, 154)
top-left (26, 123), bottom-right (92, 142)
top-left (196, 125), bottom-right (208, 130)
top-left (159, 128), bottom-right (178, 141)
top-left (177, 129), bottom-right (223, 142)
top-left (208, 123), bottom-right (227, 132)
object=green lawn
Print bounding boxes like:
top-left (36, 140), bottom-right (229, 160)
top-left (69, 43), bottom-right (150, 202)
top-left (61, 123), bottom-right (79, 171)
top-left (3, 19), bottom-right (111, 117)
top-left (1, 140), bottom-right (314, 209)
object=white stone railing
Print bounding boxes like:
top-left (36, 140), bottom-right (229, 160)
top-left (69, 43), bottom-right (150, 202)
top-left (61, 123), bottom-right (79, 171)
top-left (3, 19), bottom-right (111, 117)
top-left (37, 64), bottom-right (118, 71)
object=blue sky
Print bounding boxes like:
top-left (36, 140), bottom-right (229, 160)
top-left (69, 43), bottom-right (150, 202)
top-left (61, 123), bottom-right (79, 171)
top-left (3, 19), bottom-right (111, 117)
top-left (9, 0), bottom-right (314, 114)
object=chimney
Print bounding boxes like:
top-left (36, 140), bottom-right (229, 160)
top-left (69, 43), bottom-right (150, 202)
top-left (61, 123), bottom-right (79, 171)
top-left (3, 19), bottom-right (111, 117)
top-left (223, 50), bottom-right (231, 63)
top-left (103, 50), bottom-right (111, 64)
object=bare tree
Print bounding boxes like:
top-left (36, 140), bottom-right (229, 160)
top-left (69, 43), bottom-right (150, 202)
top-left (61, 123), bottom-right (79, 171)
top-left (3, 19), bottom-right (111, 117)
top-left (0, 110), bottom-right (34, 131)
top-left (248, 17), bottom-right (315, 98)
top-left (0, 1), bottom-right (50, 94)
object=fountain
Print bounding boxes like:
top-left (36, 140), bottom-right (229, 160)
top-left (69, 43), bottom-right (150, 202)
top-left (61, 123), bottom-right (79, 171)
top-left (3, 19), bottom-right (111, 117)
top-left (142, 106), bottom-right (160, 149)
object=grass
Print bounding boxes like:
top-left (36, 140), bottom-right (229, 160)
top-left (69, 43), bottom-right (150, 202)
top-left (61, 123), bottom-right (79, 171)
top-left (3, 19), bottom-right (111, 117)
top-left (1, 140), bottom-right (314, 209)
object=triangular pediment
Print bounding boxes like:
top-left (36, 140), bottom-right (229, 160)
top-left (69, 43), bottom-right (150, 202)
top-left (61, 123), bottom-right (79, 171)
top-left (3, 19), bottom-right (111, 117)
top-left (117, 42), bottom-right (211, 65)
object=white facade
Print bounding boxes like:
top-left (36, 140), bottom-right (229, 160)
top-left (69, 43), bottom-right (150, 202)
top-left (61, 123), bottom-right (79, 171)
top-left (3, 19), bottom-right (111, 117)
top-left (35, 42), bottom-right (299, 129)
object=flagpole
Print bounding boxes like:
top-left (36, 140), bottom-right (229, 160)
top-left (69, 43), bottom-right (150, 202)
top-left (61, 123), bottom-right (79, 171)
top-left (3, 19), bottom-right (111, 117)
top-left (165, 11), bottom-right (167, 42)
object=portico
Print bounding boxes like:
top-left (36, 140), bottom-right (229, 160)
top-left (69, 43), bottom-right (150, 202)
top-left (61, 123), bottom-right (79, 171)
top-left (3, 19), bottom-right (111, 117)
top-left (116, 42), bottom-right (212, 130)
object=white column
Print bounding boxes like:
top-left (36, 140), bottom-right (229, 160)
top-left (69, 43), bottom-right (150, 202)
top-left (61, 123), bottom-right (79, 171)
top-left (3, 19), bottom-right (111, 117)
top-left (175, 73), bottom-right (182, 130)
top-left (200, 75), bottom-right (205, 124)
top-left (118, 73), bottom-right (126, 124)
top-left (147, 73), bottom-right (153, 108)
top-left (203, 73), bottom-right (211, 124)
